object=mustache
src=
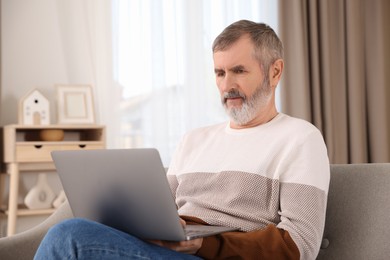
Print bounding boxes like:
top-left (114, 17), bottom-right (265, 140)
top-left (222, 89), bottom-right (246, 103)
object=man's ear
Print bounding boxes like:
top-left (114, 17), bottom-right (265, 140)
top-left (269, 59), bottom-right (284, 87)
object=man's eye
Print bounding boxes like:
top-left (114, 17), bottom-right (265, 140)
top-left (216, 71), bottom-right (225, 77)
top-left (235, 69), bottom-right (245, 74)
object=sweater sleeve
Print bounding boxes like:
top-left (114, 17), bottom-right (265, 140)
top-left (275, 130), bottom-right (329, 259)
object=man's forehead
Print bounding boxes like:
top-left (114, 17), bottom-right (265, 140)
top-left (213, 36), bottom-right (256, 65)
top-left (213, 49), bottom-right (256, 70)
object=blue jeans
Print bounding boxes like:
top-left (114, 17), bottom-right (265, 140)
top-left (34, 218), bottom-right (203, 260)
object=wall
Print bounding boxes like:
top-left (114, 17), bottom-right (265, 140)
top-left (0, 0), bottom-right (96, 235)
top-left (1, 0), bottom-right (95, 125)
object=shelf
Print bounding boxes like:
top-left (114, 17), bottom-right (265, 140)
top-left (2, 162), bottom-right (56, 172)
top-left (16, 140), bottom-right (103, 144)
top-left (4, 124), bottom-right (105, 130)
top-left (1, 206), bottom-right (56, 217)
top-left (7, 126), bottom-right (104, 143)
top-left (1, 124), bottom-right (106, 236)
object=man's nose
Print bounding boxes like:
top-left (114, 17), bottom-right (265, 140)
top-left (220, 74), bottom-right (236, 93)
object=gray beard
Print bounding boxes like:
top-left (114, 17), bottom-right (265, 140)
top-left (222, 79), bottom-right (272, 126)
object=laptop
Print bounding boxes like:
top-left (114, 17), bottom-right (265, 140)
top-left (51, 148), bottom-right (238, 241)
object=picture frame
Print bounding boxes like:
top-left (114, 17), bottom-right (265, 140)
top-left (56, 85), bottom-right (96, 124)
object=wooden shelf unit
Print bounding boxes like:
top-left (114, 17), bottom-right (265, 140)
top-left (0, 124), bottom-right (106, 236)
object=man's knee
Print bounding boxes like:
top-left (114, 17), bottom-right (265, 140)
top-left (36, 219), bottom-right (92, 259)
top-left (44, 218), bottom-right (96, 243)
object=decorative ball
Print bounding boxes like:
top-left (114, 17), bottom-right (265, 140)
top-left (39, 129), bottom-right (65, 141)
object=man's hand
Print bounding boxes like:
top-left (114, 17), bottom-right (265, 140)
top-left (147, 218), bottom-right (203, 254)
top-left (148, 238), bottom-right (203, 254)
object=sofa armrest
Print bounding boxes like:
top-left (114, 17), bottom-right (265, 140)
top-left (317, 163), bottom-right (390, 259)
top-left (0, 200), bottom-right (73, 260)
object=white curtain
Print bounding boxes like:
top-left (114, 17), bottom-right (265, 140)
top-left (85, 0), bottom-right (278, 165)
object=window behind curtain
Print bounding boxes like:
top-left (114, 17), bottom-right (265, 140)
top-left (111, 0), bottom-right (279, 165)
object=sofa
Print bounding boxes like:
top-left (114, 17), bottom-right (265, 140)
top-left (0, 163), bottom-right (389, 259)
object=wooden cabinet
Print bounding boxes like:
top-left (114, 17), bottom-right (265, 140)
top-left (0, 124), bottom-right (105, 236)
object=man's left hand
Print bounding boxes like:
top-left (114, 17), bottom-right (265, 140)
top-left (148, 238), bottom-right (203, 254)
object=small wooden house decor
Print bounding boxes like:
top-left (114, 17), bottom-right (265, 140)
top-left (19, 89), bottom-right (50, 125)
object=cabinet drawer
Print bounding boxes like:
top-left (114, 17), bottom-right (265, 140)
top-left (15, 143), bottom-right (105, 162)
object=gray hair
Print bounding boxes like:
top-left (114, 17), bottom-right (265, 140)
top-left (212, 20), bottom-right (283, 74)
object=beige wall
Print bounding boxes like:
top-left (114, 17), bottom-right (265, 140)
top-left (1, 0), bottom-right (95, 125)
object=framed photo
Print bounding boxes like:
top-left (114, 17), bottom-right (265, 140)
top-left (56, 85), bottom-right (95, 124)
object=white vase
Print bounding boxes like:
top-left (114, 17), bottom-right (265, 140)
top-left (52, 190), bottom-right (67, 208)
top-left (24, 173), bottom-right (56, 209)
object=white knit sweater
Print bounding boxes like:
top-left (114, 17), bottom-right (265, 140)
top-left (167, 113), bottom-right (330, 260)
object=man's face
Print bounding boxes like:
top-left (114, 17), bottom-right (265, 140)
top-left (213, 36), bottom-right (273, 127)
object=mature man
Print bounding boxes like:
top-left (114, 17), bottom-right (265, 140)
top-left (35, 20), bottom-right (329, 260)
